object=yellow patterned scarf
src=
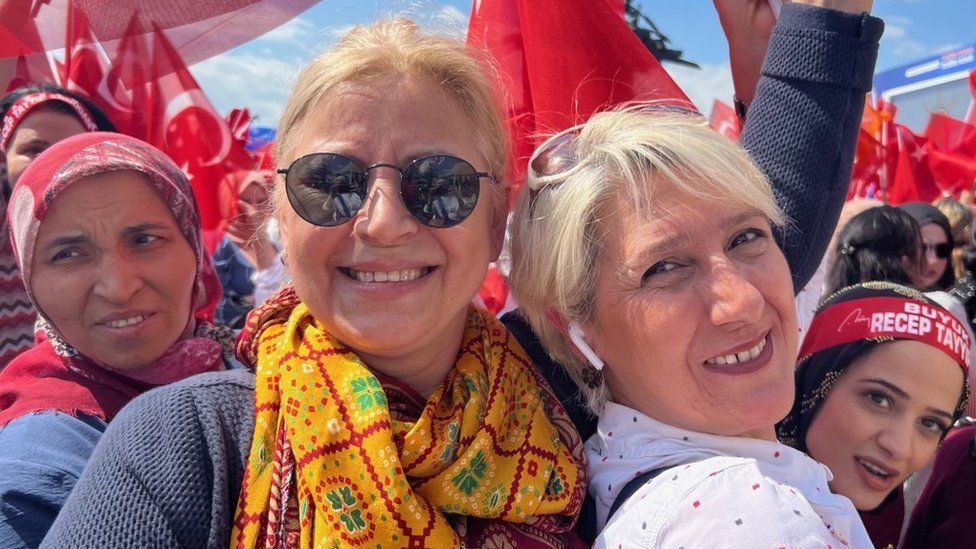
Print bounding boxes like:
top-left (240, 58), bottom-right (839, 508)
top-left (231, 296), bottom-right (584, 548)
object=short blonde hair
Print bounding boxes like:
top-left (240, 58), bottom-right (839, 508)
top-left (509, 106), bottom-right (785, 413)
top-left (273, 18), bottom-right (508, 217)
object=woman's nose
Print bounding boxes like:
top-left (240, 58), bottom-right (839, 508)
top-left (93, 253), bottom-right (145, 303)
top-left (353, 173), bottom-right (420, 244)
top-left (876, 421), bottom-right (914, 462)
top-left (706, 263), bottom-right (765, 328)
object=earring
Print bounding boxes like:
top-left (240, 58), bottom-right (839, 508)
top-left (279, 250), bottom-right (288, 265)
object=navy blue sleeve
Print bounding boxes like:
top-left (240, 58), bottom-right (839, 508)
top-left (741, 3), bottom-right (883, 293)
top-left (41, 370), bottom-right (255, 549)
top-left (0, 413), bottom-right (106, 549)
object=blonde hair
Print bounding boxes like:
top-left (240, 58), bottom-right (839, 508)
top-left (273, 18), bottom-right (508, 217)
top-left (509, 106), bottom-right (786, 413)
top-left (934, 197), bottom-right (973, 279)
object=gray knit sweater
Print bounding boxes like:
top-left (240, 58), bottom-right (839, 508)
top-left (41, 5), bottom-right (883, 548)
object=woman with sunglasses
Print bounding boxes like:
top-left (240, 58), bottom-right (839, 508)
top-left (44, 2), bottom-right (881, 546)
top-left (778, 282), bottom-right (969, 549)
top-left (44, 20), bottom-right (588, 548)
top-left (900, 202), bottom-right (956, 291)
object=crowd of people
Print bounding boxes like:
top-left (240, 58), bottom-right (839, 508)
top-left (0, 0), bottom-right (973, 548)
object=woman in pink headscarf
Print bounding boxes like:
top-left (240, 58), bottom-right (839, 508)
top-left (0, 85), bottom-right (117, 368)
top-left (0, 132), bottom-right (234, 549)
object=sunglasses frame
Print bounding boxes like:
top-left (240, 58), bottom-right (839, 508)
top-left (525, 103), bottom-right (701, 207)
top-left (278, 153), bottom-right (494, 229)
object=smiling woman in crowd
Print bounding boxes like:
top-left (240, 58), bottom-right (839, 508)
top-left (0, 132), bottom-right (234, 549)
top-left (41, 21), bottom-right (587, 548)
top-left (510, 105), bottom-right (874, 548)
top-left (778, 282), bottom-right (969, 548)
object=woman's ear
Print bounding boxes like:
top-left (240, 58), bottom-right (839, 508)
top-left (546, 308), bottom-right (605, 370)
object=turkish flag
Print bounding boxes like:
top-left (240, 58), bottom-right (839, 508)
top-left (927, 147), bottom-right (976, 196)
top-left (146, 25), bottom-right (255, 253)
top-left (3, 55), bottom-right (53, 93)
top-left (709, 99), bottom-right (740, 141)
top-left (93, 15), bottom-right (156, 140)
top-left (59, 1), bottom-right (103, 92)
top-left (925, 112), bottom-right (976, 156)
top-left (468, 0), bottom-right (689, 204)
top-left (3, 11), bottom-right (54, 93)
top-left (226, 108), bottom-right (252, 145)
top-left (888, 125), bottom-right (938, 204)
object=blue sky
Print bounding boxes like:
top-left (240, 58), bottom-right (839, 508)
top-left (190, 0), bottom-right (976, 127)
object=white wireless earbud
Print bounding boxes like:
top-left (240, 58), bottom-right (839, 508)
top-left (568, 321), bottom-right (605, 371)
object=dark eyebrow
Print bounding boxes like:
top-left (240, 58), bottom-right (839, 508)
top-left (122, 223), bottom-right (172, 236)
top-left (861, 378), bottom-right (955, 420)
top-left (861, 378), bottom-right (908, 399)
top-left (40, 235), bottom-right (87, 253)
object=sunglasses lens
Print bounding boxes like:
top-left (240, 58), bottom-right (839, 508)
top-left (285, 154), bottom-right (367, 227)
top-left (401, 156), bottom-right (481, 228)
top-left (530, 132), bottom-right (578, 178)
top-left (937, 244), bottom-right (952, 258)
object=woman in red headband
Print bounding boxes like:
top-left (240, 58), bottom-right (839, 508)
top-left (778, 281), bottom-right (970, 548)
top-left (0, 85), bottom-right (116, 369)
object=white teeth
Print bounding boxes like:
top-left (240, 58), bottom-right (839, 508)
top-left (858, 459), bottom-right (890, 477)
top-left (748, 344), bottom-right (762, 360)
top-left (349, 267), bottom-right (427, 283)
top-left (105, 315), bottom-right (147, 328)
top-left (705, 337), bottom-right (767, 365)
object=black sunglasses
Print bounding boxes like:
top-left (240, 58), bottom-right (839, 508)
top-left (923, 242), bottom-right (953, 259)
top-left (278, 153), bottom-right (493, 228)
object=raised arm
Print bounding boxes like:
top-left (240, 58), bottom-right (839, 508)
top-left (715, 0), bottom-right (882, 291)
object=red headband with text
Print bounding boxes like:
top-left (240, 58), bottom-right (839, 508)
top-left (800, 296), bottom-right (971, 373)
top-left (0, 92), bottom-right (98, 153)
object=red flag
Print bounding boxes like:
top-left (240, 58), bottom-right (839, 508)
top-left (226, 108), bottom-right (252, 145)
top-left (888, 125), bottom-right (938, 204)
top-left (147, 25), bottom-right (255, 253)
top-left (96, 15), bottom-right (154, 139)
top-left (925, 112), bottom-right (976, 156)
top-left (927, 147), bottom-right (976, 197)
top-left (2, 0), bottom-right (319, 77)
top-left (709, 99), bottom-right (740, 141)
top-left (468, 0), bottom-right (689, 204)
top-left (850, 128), bottom-right (882, 200)
top-left (59, 0), bottom-right (103, 93)
top-left (874, 98), bottom-right (899, 198)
